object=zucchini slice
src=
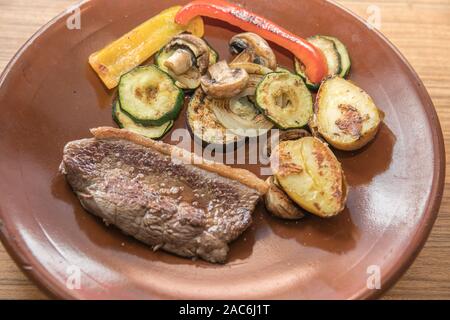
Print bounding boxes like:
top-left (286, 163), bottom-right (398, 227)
top-left (294, 59), bottom-right (320, 91)
top-left (186, 88), bottom-right (243, 145)
top-left (275, 66), bottom-right (292, 74)
top-left (112, 100), bottom-right (173, 139)
top-left (308, 35), bottom-right (341, 76)
top-left (205, 40), bottom-right (219, 66)
top-left (315, 76), bottom-right (384, 151)
top-left (118, 65), bottom-right (183, 126)
top-left (321, 36), bottom-right (351, 77)
top-left (294, 35), bottom-right (342, 90)
top-left (155, 40), bottom-right (218, 90)
top-left (271, 137), bottom-right (347, 217)
top-left (255, 72), bottom-right (313, 129)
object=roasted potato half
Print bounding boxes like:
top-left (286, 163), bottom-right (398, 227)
top-left (266, 128), bottom-right (311, 157)
top-left (315, 76), bottom-right (384, 151)
top-left (271, 137), bottom-right (347, 217)
top-left (264, 177), bottom-right (305, 220)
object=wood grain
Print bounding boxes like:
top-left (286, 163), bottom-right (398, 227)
top-left (0, 0), bottom-right (449, 300)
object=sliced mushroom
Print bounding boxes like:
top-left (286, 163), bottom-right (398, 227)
top-left (165, 34), bottom-right (210, 74)
top-left (157, 34), bottom-right (212, 89)
top-left (200, 60), bottom-right (249, 99)
top-left (264, 176), bottom-right (305, 220)
top-left (229, 62), bottom-right (273, 76)
top-left (206, 61), bottom-right (273, 137)
top-left (164, 49), bottom-right (194, 75)
top-left (230, 32), bottom-right (277, 70)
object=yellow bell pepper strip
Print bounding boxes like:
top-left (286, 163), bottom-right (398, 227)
top-left (175, 0), bottom-right (327, 84)
top-left (89, 6), bottom-right (204, 89)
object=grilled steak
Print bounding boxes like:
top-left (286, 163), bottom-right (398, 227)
top-left (60, 127), bottom-right (267, 263)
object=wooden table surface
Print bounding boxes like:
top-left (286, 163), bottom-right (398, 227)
top-left (0, 0), bottom-right (449, 300)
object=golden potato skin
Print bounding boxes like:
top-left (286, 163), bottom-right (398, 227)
top-left (264, 177), bottom-right (305, 220)
top-left (266, 128), bottom-right (311, 156)
top-left (315, 76), bottom-right (384, 151)
top-left (271, 137), bottom-right (347, 217)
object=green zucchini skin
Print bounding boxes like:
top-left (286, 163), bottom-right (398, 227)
top-left (118, 65), bottom-right (184, 127)
top-left (111, 99), bottom-right (123, 128)
top-left (255, 72), bottom-right (313, 130)
top-left (294, 59), bottom-right (321, 91)
top-left (112, 100), bottom-right (173, 140)
top-left (307, 35), bottom-right (341, 77)
top-left (321, 35), bottom-right (351, 78)
top-left (295, 35), bottom-right (350, 91)
top-left (275, 66), bottom-right (292, 74)
top-left (202, 38), bottom-right (220, 65)
top-left (186, 88), bottom-right (243, 146)
top-left (154, 47), bottom-right (168, 68)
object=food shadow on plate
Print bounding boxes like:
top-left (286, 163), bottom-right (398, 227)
top-left (334, 123), bottom-right (396, 186)
top-left (265, 204), bottom-right (359, 254)
top-left (51, 174), bottom-right (255, 267)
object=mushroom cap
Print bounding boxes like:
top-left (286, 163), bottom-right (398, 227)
top-left (200, 61), bottom-right (249, 99)
top-left (229, 32), bottom-right (277, 70)
top-left (166, 33), bottom-right (210, 74)
top-left (264, 176), bottom-right (305, 220)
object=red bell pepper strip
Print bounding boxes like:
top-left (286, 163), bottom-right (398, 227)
top-left (175, 0), bottom-right (328, 84)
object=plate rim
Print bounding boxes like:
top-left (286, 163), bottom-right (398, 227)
top-left (0, 0), bottom-right (445, 300)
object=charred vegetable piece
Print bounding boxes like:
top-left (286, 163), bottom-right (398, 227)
top-left (89, 6), bottom-right (204, 89)
top-left (265, 176), bottom-right (305, 220)
top-left (175, 0), bottom-right (328, 84)
top-left (229, 62), bottom-right (273, 76)
top-left (112, 100), bottom-right (173, 139)
top-left (207, 62), bottom-right (273, 137)
top-left (118, 65), bottom-right (184, 126)
top-left (211, 95), bottom-right (274, 137)
top-left (295, 35), bottom-right (349, 90)
top-left (275, 66), bottom-right (292, 74)
top-left (256, 72), bottom-right (313, 129)
top-left (187, 88), bottom-right (243, 145)
top-left (157, 51), bottom-right (201, 90)
top-left (307, 36), bottom-right (341, 76)
top-left (201, 61), bottom-right (249, 99)
top-left (207, 43), bottom-right (220, 66)
top-left (227, 62), bottom-right (272, 109)
top-left (321, 36), bottom-right (351, 77)
top-left (155, 34), bottom-right (218, 90)
top-left (160, 57), bottom-right (202, 90)
top-left (294, 59), bottom-right (321, 91)
top-left (266, 128), bottom-right (312, 156)
top-left (313, 76), bottom-right (384, 151)
top-left (271, 137), bottom-right (347, 217)
top-left (229, 32), bottom-right (277, 70)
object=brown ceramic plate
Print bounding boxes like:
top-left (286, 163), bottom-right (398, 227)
top-left (0, 0), bottom-right (445, 300)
